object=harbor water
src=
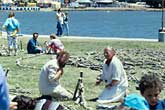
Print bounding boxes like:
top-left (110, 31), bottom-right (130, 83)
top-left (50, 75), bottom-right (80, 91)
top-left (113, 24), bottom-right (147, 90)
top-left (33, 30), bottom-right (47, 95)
top-left (0, 10), bottom-right (163, 39)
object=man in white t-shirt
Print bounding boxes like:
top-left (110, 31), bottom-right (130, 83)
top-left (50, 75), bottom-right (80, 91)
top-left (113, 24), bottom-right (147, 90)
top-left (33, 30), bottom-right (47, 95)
top-left (96, 47), bottom-right (128, 104)
top-left (39, 51), bottom-right (72, 100)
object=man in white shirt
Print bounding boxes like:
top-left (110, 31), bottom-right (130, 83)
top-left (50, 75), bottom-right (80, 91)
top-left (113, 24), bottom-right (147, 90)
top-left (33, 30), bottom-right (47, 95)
top-left (96, 47), bottom-right (128, 103)
top-left (39, 51), bottom-right (72, 100)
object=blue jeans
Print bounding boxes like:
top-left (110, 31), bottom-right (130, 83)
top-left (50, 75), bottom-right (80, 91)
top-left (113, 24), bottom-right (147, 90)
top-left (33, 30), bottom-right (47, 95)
top-left (56, 22), bottom-right (63, 36)
top-left (63, 22), bottom-right (69, 36)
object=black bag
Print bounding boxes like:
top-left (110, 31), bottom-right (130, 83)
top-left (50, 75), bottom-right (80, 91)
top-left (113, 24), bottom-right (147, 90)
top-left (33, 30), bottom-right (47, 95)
top-left (12, 95), bottom-right (65, 110)
top-left (12, 95), bottom-right (36, 110)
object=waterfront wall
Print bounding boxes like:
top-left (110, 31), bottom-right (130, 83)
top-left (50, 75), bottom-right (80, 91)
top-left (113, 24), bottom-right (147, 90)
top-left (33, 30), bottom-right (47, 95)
top-left (0, 6), bottom-right (40, 11)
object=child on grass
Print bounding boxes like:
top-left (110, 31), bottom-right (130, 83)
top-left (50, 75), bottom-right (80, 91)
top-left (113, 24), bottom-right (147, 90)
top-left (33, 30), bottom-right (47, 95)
top-left (138, 74), bottom-right (165, 110)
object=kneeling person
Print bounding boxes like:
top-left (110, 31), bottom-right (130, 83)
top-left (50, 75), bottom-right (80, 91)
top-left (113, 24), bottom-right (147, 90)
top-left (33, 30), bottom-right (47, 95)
top-left (39, 51), bottom-right (72, 100)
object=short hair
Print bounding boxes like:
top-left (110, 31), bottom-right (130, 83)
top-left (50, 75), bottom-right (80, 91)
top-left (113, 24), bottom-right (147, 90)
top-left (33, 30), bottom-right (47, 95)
top-left (58, 8), bottom-right (61, 12)
top-left (50, 34), bottom-right (56, 39)
top-left (139, 74), bottom-right (163, 94)
top-left (33, 32), bottom-right (39, 37)
top-left (56, 51), bottom-right (70, 68)
top-left (104, 46), bottom-right (116, 53)
top-left (57, 51), bottom-right (70, 60)
top-left (8, 12), bottom-right (15, 18)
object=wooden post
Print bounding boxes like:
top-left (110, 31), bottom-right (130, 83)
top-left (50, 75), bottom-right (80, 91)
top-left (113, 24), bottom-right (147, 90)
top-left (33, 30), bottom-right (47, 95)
top-left (158, 0), bottom-right (165, 42)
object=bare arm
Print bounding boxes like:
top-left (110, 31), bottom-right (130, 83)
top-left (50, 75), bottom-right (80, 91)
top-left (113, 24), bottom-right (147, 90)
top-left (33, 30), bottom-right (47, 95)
top-left (54, 68), bottom-right (63, 80)
top-left (10, 102), bottom-right (17, 110)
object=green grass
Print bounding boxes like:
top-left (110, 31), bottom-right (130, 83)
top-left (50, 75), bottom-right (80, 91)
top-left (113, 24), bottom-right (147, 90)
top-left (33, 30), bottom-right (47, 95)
top-left (0, 36), bottom-right (165, 109)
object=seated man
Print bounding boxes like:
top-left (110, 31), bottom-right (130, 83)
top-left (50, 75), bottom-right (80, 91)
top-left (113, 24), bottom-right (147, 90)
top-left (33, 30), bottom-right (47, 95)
top-left (27, 32), bottom-right (42, 54)
top-left (45, 34), bottom-right (64, 54)
top-left (0, 64), bottom-right (17, 110)
top-left (39, 51), bottom-right (72, 100)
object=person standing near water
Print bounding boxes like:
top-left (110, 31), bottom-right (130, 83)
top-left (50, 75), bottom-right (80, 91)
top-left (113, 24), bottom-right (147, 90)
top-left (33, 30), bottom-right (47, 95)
top-left (56, 8), bottom-right (64, 37)
top-left (63, 12), bottom-right (69, 36)
top-left (2, 12), bottom-right (20, 56)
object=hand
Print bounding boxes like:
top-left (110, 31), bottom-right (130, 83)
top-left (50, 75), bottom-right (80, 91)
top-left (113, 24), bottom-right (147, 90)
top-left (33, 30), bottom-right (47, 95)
top-left (105, 83), bottom-right (112, 89)
top-left (11, 30), bottom-right (17, 37)
top-left (95, 79), bottom-right (102, 85)
top-left (57, 68), bottom-right (63, 75)
top-left (10, 102), bottom-right (17, 110)
top-left (2, 25), bottom-right (6, 29)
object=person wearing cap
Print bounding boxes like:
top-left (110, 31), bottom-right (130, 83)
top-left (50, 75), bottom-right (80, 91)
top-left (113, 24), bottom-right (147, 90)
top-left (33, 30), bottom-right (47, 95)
top-left (138, 74), bottom-right (165, 109)
top-left (39, 51), bottom-right (72, 100)
top-left (2, 12), bottom-right (20, 56)
top-left (27, 32), bottom-right (42, 54)
top-left (0, 64), bottom-right (17, 110)
top-left (45, 34), bottom-right (64, 54)
top-left (95, 46), bottom-right (128, 103)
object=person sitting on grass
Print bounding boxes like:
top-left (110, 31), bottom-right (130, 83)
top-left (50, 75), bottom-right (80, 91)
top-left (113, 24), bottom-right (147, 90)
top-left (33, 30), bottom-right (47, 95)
top-left (138, 74), bottom-right (165, 110)
top-left (39, 51), bottom-right (72, 100)
top-left (0, 64), bottom-right (17, 110)
top-left (95, 47), bottom-right (128, 104)
top-left (27, 32), bottom-right (43, 54)
top-left (45, 34), bottom-right (64, 54)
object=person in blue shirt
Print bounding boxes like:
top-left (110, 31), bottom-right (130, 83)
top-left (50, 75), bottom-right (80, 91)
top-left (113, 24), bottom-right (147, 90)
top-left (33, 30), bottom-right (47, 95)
top-left (2, 12), bottom-right (20, 56)
top-left (119, 93), bottom-right (149, 110)
top-left (27, 32), bottom-right (42, 54)
top-left (139, 74), bottom-right (165, 110)
top-left (0, 64), bottom-right (17, 110)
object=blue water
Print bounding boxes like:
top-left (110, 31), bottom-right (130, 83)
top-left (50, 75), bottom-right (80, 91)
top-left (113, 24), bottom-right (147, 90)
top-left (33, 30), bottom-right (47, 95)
top-left (0, 10), bottom-right (163, 39)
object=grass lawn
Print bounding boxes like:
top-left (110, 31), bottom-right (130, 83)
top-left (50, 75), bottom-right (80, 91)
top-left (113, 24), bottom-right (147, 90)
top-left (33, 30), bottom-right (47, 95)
top-left (0, 36), bottom-right (165, 110)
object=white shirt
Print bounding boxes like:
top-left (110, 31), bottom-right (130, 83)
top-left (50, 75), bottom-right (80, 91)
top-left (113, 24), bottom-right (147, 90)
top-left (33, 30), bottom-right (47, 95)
top-left (39, 59), bottom-right (60, 95)
top-left (101, 56), bottom-right (128, 88)
top-left (56, 12), bottom-right (63, 24)
top-left (48, 39), bottom-right (64, 51)
top-left (97, 56), bottom-right (128, 103)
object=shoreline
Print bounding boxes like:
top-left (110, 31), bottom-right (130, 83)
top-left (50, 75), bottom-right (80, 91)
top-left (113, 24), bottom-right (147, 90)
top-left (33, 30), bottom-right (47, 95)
top-left (61, 7), bottom-right (162, 11)
top-left (0, 6), bottom-right (162, 12)
top-left (40, 7), bottom-right (163, 12)
top-left (1, 31), bottom-right (158, 42)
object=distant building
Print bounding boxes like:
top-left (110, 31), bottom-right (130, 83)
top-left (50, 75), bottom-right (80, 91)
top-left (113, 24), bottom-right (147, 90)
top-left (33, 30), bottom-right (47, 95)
top-left (1, 0), bottom-right (13, 4)
top-left (95, 0), bottom-right (113, 7)
top-left (77, 0), bottom-right (91, 7)
top-left (37, 0), bottom-right (52, 8)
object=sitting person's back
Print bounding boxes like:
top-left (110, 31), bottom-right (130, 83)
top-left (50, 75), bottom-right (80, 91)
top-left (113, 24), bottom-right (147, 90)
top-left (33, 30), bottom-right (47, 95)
top-left (46, 34), bottom-right (64, 54)
top-left (27, 32), bottom-right (42, 54)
